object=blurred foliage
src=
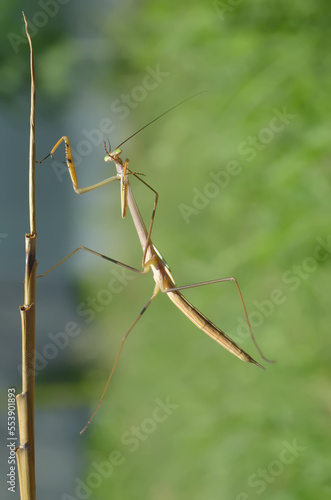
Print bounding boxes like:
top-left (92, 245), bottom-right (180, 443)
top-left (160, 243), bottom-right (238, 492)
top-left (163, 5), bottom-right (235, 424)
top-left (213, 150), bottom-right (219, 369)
top-left (4, 1), bottom-right (331, 499)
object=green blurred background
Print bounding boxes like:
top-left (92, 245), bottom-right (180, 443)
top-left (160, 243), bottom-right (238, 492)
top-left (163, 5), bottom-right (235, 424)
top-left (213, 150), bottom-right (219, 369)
top-left (1, 1), bottom-right (331, 499)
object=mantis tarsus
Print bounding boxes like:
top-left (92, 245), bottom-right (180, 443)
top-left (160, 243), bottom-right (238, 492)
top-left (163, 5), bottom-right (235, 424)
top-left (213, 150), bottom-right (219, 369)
top-left (38, 97), bottom-right (273, 433)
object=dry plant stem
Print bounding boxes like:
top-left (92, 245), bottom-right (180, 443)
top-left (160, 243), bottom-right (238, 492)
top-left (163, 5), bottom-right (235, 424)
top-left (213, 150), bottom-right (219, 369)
top-left (16, 13), bottom-right (37, 500)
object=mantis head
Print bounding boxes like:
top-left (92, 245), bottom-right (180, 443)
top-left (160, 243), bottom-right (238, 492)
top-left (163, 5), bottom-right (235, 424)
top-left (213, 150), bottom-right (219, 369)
top-left (104, 147), bottom-right (122, 163)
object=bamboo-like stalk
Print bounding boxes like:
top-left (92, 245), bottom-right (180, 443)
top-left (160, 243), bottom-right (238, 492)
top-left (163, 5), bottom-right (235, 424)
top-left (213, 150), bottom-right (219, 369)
top-left (16, 13), bottom-right (37, 500)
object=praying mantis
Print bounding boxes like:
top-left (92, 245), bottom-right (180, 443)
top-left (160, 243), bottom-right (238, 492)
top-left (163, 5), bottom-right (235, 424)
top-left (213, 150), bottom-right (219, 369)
top-left (38, 98), bottom-right (273, 432)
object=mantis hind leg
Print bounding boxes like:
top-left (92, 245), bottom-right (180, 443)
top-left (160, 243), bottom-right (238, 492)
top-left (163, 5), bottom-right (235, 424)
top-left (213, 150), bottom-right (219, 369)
top-left (164, 277), bottom-right (274, 364)
top-left (80, 285), bottom-right (159, 434)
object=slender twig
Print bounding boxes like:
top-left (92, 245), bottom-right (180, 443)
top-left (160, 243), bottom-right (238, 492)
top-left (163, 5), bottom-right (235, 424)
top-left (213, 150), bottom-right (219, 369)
top-left (15, 12), bottom-right (37, 500)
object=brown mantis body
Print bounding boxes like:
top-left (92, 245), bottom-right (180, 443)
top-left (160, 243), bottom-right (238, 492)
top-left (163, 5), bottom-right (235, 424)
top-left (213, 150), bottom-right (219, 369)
top-left (39, 101), bottom-right (272, 432)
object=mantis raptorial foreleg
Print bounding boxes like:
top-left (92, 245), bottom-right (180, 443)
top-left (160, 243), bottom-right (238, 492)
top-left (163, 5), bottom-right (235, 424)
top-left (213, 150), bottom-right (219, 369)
top-left (38, 136), bottom-right (131, 218)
